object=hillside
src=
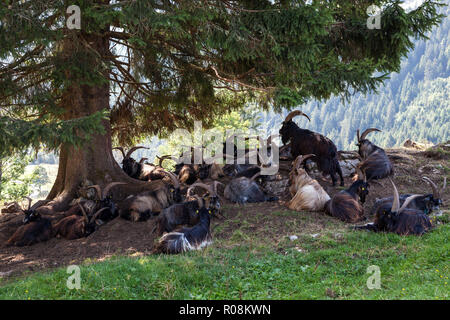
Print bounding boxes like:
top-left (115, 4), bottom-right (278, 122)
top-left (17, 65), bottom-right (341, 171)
top-left (255, 5), bottom-right (449, 150)
top-left (0, 144), bottom-right (448, 300)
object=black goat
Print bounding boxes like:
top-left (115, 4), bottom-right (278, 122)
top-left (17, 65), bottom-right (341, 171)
top-left (114, 146), bottom-right (161, 181)
top-left (371, 177), bottom-right (446, 216)
top-left (152, 197), bottom-right (213, 254)
top-left (153, 182), bottom-right (223, 236)
top-left (279, 110), bottom-right (344, 186)
top-left (355, 179), bottom-right (433, 236)
top-left (324, 169), bottom-right (369, 223)
top-left (356, 128), bottom-right (393, 181)
top-left (6, 198), bottom-right (53, 246)
top-left (118, 172), bottom-right (182, 222)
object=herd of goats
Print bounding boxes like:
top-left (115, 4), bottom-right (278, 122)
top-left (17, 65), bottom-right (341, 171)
top-left (3, 111), bottom-right (447, 254)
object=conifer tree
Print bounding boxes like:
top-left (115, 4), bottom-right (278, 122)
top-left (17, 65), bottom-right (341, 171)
top-left (0, 0), bottom-right (444, 211)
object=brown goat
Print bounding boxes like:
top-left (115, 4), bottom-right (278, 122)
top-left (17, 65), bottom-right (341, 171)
top-left (324, 169), bottom-right (369, 223)
top-left (53, 204), bottom-right (108, 240)
top-left (6, 198), bottom-right (53, 247)
top-left (118, 171), bottom-right (182, 222)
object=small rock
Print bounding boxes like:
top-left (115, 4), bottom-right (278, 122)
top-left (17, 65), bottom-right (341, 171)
top-left (333, 233), bottom-right (343, 240)
top-left (289, 235), bottom-right (298, 241)
top-left (311, 233), bottom-right (320, 238)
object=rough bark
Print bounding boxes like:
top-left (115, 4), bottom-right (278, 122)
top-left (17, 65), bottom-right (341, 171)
top-left (39, 13), bottom-right (163, 214)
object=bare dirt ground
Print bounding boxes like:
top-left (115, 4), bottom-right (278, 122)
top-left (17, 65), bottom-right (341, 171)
top-left (1, 144), bottom-right (448, 279)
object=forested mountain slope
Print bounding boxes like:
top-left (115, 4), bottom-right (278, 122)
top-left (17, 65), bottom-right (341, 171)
top-left (258, 6), bottom-right (449, 151)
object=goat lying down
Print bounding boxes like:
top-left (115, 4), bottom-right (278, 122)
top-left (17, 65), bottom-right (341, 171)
top-left (6, 198), bottom-right (53, 247)
top-left (53, 204), bottom-right (109, 240)
top-left (371, 177), bottom-right (446, 216)
top-left (152, 197), bottom-right (212, 254)
top-left (118, 171), bottom-right (182, 222)
top-left (154, 182), bottom-right (222, 236)
top-left (224, 172), bottom-right (278, 204)
top-left (356, 128), bottom-right (393, 180)
top-left (287, 154), bottom-right (330, 212)
top-left (324, 168), bottom-right (369, 223)
top-left (355, 178), bottom-right (433, 236)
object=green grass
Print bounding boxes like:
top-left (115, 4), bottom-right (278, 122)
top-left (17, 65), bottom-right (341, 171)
top-left (1, 223), bottom-right (448, 300)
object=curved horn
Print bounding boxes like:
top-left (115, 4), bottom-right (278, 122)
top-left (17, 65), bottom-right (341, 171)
top-left (442, 177), bottom-right (447, 195)
top-left (78, 203), bottom-right (89, 222)
top-left (389, 178), bottom-right (400, 213)
top-left (357, 165), bottom-right (367, 183)
top-left (86, 185), bottom-right (102, 201)
top-left (23, 197), bottom-right (32, 210)
top-left (422, 177), bottom-right (439, 199)
top-left (6, 201), bottom-right (21, 211)
top-left (164, 171), bottom-right (180, 189)
top-left (284, 110), bottom-right (311, 123)
top-left (139, 157), bottom-right (148, 165)
top-left (90, 207), bottom-right (109, 223)
top-left (187, 182), bottom-right (215, 197)
top-left (356, 129), bottom-right (361, 143)
top-left (212, 181), bottom-right (225, 196)
top-left (102, 182), bottom-right (126, 200)
top-left (250, 172), bottom-right (261, 181)
top-left (399, 195), bottom-right (423, 213)
top-left (295, 154), bottom-right (315, 169)
top-left (125, 146), bottom-right (148, 159)
top-left (192, 195), bottom-right (204, 208)
top-left (359, 128), bottom-right (381, 142)
top-left (350, 163), bottom-right (366, 182)
top-left (157, 155), bottom-right (173, 167)
top-left (112, 147), bottom-right (126, 159)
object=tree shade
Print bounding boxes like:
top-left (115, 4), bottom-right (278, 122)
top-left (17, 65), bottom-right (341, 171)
top-left (0, 0), bottom-right (445, 211)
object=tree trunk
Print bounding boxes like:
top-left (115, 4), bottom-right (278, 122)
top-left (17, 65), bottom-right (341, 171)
top-left (39, 14), bottom-right (163, 214)
top-left (0, 158), bottom-right (3, 200)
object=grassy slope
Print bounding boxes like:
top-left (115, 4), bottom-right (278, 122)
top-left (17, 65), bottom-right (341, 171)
top-left (0, 208), bottom-right (448, 300)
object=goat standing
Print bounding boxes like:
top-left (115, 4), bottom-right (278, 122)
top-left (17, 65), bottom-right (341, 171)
top-left (279, 110), bottom-right (344, 186)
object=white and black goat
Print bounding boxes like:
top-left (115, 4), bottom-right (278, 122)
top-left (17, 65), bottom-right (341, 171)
top-left (6, 197), bottom-right (53, 247)
top-left (152, 196), bottom-right (213, 254)
top-left (287, 154), bottom-right (331, 212)
top-left (355, 179), bottom-right (433, 236)
top-left (371, 177), bottom-right (446, 216)
top-left (279, 110), bottom-right (344, 186)
top-left (356, 128), bottom-right (394, 181)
